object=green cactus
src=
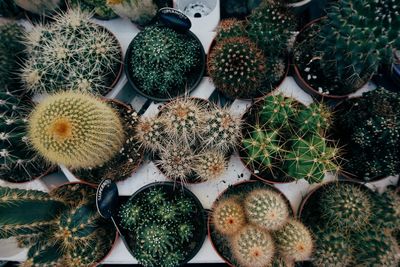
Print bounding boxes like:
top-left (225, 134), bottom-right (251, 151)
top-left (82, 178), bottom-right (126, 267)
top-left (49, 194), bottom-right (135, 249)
top-left (370, 188), bottom-right (400, 231)
top-left (230, 225), bottom-right (275, 267)
top-left (295, 103), bottom-right (332, 135)
top-left (21, 8), bottom-right (121, 95)
top-left (118, 185), bottom-right (201, 267)
top-left (14, 0), bottom-right (63, 15)
top-left (28, 91), bottom-right (125, 169)
top-left (106, 0), bottom-right (158, 26)
top-left (247, 2), bottom-right (296, 56)
top-left (312, 229), bottom-right (354, 267)
top-left (211, 197), bottom-right (246, 236)
top-left (319, 183), bottom-right (372, 231)
top-left (244, 188), bottom-right (290, 231)
top-left (208, 37), bottom-right (267, 99)
top-left (215, 18), bottom-right (247, 42)
top-left (71, 0), bottom-right (116, 18)
top-left (273, 219), bottom-right (313, 262)
top-left (259, 94), bottom-right (297, 128)
top-left (128, 25), bottom-right (202, 98)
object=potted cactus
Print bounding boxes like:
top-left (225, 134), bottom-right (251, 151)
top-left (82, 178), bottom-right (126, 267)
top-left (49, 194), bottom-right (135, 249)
top-left (117, 182), bottom-right (206, 267)
top-left (14, 0), bottom-right (64, 15)
top-left (0, 183), bottom-right (117, 266)
top-left (70, 0), bottom-right (117, 19)
top-left (333, 88), bottom-right (400, 181)
top-left (239, 94), bottom-right (341, 184)
top-left (0, 91), bottom-right (52, 183)
top-left (208, 3), bottom-right (295, 99)
top-left (20, 8), bottom-right (122, 96)
top-left (209, 180), bottom-right (313, 266)
top-left (293, 0), bottom-right (400, 99)
top-left (299, 180), bottom-right (400, 266)
top-left (125, 25), bottom-right (205, 101)
top-left (135, 97), bottom-right (241, 183)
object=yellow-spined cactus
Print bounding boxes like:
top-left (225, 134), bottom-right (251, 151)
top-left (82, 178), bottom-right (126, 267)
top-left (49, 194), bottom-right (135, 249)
top-left (28, 92), bottom-right (124, 169)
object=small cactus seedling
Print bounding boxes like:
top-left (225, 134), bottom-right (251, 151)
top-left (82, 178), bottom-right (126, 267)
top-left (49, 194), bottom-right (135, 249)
top-left (212, 197), bottom-right (246, 236)
top-left (28, 91), bottom-right (124, 169)
top-left (319, 183), bottom-right (372, 231)
top-left (244, 188), bottom-right (290, 231)
top-left (273, 219), bottom-right (313, 262)
top-left (215, 18), bottom-right (246, 42)
top-left (208, 37), bottom-right (267, 99)
top-left (106, 0), bottom-right (158, 26)
top-left (231, 225), bottom-right (275, 267)
top-left (14, 0), bottom-right (62, 15)
top-left (193, 150), bottom-right (227, 181)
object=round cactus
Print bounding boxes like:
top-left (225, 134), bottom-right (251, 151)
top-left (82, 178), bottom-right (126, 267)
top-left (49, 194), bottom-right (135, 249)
top-left (193, 150), bottom-right (227, 181)
top-left (208, 37), bottom-right (266, 99)
top-left (244, 188), bottom-right (290, 231)
top-left (370, 188), bottom-right (400, 231)
top-left (273, 219), bottom-right (313, 262)
top-left (295, 103), bottom-right (332, 135)
top-left (259, 94), bottom-right (297, 128)
top-left (231, 225), bottom-right (275, 267)
top-left (212, 197), bottom-right (246, 236)
top-left (215, 18), bottom-right (246, 42)
top-left (28, 91), bottom-right (124, 169)
top-left (319, 183), bottom-right (372, 231)
top-left (135, 116), bottom-right (166, 151)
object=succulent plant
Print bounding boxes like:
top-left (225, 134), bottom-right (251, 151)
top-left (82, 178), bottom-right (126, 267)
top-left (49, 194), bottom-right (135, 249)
top-left (295, 103), bottom-right (331, 135)
top-left (28, 91), bottom-right (124, 169)
top-left (193, 150), bottom-right (227, 181)
top-left (244, 188), bottom-right (289, 231)
top-left (259, 94), bottom-right (297, 128)
top-left (370, 188), bottom-right (400, 232)
top-left (231, 225), bottom-right (275, 267)
top-left (212, 197), bottom-right (246, 236)
top-left (0, 184), bottom-right (115, 267)
top-left (247, 2), bottom-right (296, 56)
top-left (273, 219), bottom-right (313, 262)
top-left (119, 185), bottom-right (202, 267)
top-left (106, 0), bottom-right (158, 26)
top-left (14, 0), bottom-right (63, 15)
top-left (208, 37), bottom-right (266, 99)
top-left (0, 91), bottom-right (50, 182)
top-left (21, 8), bottom-right (121, 95)
top-left (71, 0), bottom-right (116, 18)
top-left (128, 25), bottom-right (202, 99)
top-left (215, 18), bottom-right (247, 42)
top-left (334, 88), bottom-right (400, 180)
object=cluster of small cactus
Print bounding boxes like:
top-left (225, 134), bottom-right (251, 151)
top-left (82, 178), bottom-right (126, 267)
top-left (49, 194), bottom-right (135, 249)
top-left (71, 0), bottom-right (116, 18)
top-left (242, 94), bottom-right (341, 183)
top-left (301, 182), bottom-right (400, 267)
top-left (28, 91), bottom-right (125, 169)
top-left (106, 0), bottom-right (158, 26)
top-left (0, 91), bottom-right (50, 182)
top-left (211, 182), bottom-right (313, 266)
top-left (128, 25), bottom-right (202, 99)
top-left (335, 88), bottom-right (400, 180)
top-left (135, 98), bottom-right (241, 183)
top-left (0, 183), bottom-right (116, 267)
top-left (208, 6), bottom-right (293, 99)
top-left (21, 8), bottom-right (122, 95)
top-left (14, 0), bottom-right (63, 15)
top-left (118, 184), bottom-right (202, 267)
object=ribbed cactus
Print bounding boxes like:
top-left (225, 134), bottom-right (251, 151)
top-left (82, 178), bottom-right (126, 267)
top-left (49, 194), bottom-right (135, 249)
top-left (231, 225), bottom-right (275, 267)
top-left (128, 25), bottom-right (202, 98)
top-left (247, 2), bottom-right (296, 56)
top-left (21, 8), bottom-right (121, 95)
top-left (295, 103), bottom-right (331, 134)
top-left (193, 150), bottom-right (227, 181)
top-left (119, 185), bottom-right (201, 267)
top-left (259, 94), bottom-right (297, 128)
top-left (71, 0), bottom-right (116, 18)
top-left (244, 189), bottom-right (289, 231)
top-left (208, 37), bottom-right (266, 99)
top-left (215, 18), bottom-right (246, 42)
top-left (319, 183), bottom-right (372, 231)
top-left (212, 197), bottom-right (246, 236)
top-left (370, 188), bottom-right (400, 231)
top-left (28, 91), bottom-right (124, 169)
top-left (106, 0), bottom-right (158, 26)
top-left (14, 0), bottom-right (62, 15)
top-left (273, 219), bottom-right (313, 262)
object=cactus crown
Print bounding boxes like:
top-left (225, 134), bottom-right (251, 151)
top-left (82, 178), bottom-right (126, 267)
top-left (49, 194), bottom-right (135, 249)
top-left (28, 91), bottom-right (124, 169)
top-left (21, 8), bottom-right (121, 95)
top-left (212, 197), bottom-right (246, 236)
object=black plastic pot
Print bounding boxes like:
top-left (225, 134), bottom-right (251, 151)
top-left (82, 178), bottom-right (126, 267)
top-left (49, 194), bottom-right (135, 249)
top-left (116, 182), bottom-right (207, 266)
top-left (125, 25), bottom-right (205, 102)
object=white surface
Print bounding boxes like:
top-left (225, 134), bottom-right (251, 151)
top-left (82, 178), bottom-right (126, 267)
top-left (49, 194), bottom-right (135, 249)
top-left (1, 10), bottom-right (399, 266)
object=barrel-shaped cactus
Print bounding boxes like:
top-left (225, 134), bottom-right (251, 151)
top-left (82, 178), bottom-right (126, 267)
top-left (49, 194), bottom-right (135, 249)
top-left (259, 94), bottom-right (297, 128)
top-left (193, 150), bottom-right (227, 181)
top-left (28, 91), bottom-right (124, 169)
top-left (212, 197), bottom-right (246, 236)
top-left (295, 103), bottom-right (331, 135)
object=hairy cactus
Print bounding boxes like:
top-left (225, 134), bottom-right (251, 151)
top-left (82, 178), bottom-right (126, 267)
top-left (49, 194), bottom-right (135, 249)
top-left (106, 0), bottom-right (158, 26)
top-left (203, 106), bottom-right (242, 152)
top-left (312, 229), bottom-right (354, 267)
top-left (14, 0), bottom-right (62, 15)
top-left (128, 25), bottom-right (202, 98)
top-left (247, 2), bottom-right (296, 56)
top-left (193, 150), bottom-right (227, 181)
top-left (208, 37), bottom-right (266, 99)
top-left (231, 225), bottom-right (275, 267)
top-left (244, 189), bottom-right (289, 231)
top-left (0, 91), bottom-right (50, 182)
top-left (215, 18), bottom-right (246, 42)
top-left (28, 91), bottom-right (124, 169)
top-left (273, 219), bottom-right (313, 262)
top-left (212, 197), bottom-right (246, 236)
top-left (71, 0), bottom-right (116, 18)
top-left (135, 116), bottom-right (166, 151)
top-left (21, 8), bottom-right (121, 95)
top-left (319, 183), bottom-right (372, 231)
top-left (118, 185), bottom-right (202, 267)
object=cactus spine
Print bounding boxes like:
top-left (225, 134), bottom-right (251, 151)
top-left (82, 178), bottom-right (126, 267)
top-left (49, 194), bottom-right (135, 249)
top-left (193, 150), bottom-right (227, 181)
top-left (212, 197), bottom-right (246, 236)
top-left (28, 91), bottom-right (124, 169)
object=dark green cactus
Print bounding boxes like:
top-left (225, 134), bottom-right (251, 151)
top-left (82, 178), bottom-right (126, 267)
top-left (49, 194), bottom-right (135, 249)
top-left (370, 188), bottom-right (400, 231)
top-left (129, 25), bottom-right (202, 98)
top-left (215, 18), bottom-right (247, 42)
top-left (259, 94), bottom-right (297, 128)
top-left (295, 103), bottom-right (331, 135)
top-left (70, 0), bottom-right (116, 18)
